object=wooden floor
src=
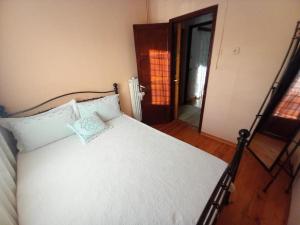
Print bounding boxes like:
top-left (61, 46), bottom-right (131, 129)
top-left (153, 120), bottom-right (291, 225)
top-left (249, 132), bottom-right (287, 168)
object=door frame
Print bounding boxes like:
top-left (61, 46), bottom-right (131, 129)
top-left (169, 5), bottom-right (218, 132)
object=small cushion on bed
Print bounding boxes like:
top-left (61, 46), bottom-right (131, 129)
top-left (0, 100), bottom-right (80, 152)
top-left (68, 113), bottom-right (108, 144)
top-left (77, 94), bottom-right (121, 121)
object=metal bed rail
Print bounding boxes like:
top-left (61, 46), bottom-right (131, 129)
top-left (197, 129), bottom-right (250, 225)
top-left (0, 83), bottom-right (118, 118)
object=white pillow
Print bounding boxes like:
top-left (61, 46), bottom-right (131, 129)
top-left (68, 112), bottom-right (108, 144)
top-left (77, 94), bottom-right (121, 121)
top-left (0, 100), bottom-right (80, 152)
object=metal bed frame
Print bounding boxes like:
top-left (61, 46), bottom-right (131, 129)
top-left (0, 83), bottom-right (250, 225)
top-left (197, 129), bottom-right (249, 225)
top-left (2, 83), bottom-right (118, 117)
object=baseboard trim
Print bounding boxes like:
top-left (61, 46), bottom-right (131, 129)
top-left (201, 132), bottom-right (236, 147)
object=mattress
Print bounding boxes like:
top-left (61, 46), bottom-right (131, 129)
top-left (17, 115), bottom-right (227, 225)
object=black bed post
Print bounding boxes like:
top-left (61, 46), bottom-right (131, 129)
top-left (113, 83), bottom-right (118, 94)
top-left (224, 129), bottom-right (250, 204)
top-left (230, 129), bottom-right (250, 181)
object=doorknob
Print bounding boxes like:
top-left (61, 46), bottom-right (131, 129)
top-left (174, 79), bottom-right (179, 83)
top-left (139, 84), bottom-right (146, 92)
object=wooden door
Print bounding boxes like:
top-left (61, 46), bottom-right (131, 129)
top-left (133, 23), bottom-right (172, 125)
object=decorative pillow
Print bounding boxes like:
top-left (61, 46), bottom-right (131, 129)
top-left (0, 100), bottom-right (80, 152)
top-left (68, 113), bottom-right (108, 144)
top-left (77, 94), bottom-right (121, 121)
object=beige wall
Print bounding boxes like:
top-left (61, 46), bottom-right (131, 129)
top-left (1, 0), bottom-right (299, 142)
top-left (0, 0), bottom-right (147, 114)
top-left (149, 0), bottom-right (300, 142)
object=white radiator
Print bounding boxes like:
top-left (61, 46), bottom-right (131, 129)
top-left (128, 77), bottom-right (144, 121)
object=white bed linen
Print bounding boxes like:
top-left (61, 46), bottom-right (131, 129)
top-left (17, 115), bottom-right (227, 225)
top-left (0, 127), bottom-right (17, 225)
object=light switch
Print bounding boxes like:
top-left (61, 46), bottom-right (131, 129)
top-left (233, 47), bottom-right (240, 55)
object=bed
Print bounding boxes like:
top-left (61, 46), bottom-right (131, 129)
top-left (0, 83), bottom-right (250, 225)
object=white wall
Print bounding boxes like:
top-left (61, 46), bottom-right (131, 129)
top-left (149, 0), bottom-right (300, 142)
top-left (0, 0), bottom-right (147, 114)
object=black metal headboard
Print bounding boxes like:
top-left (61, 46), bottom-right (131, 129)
top-left (0, 83), bottom-right (118, 118)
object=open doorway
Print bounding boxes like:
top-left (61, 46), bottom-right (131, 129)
top-left (171, 6), bottom-right (217, 131)
top-left (132, 6), bottom-right (217, 126)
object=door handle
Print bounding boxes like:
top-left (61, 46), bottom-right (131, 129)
top-left (139, 85), bottom-right (146, 92)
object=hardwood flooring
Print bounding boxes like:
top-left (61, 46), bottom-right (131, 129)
top-left (153, 120), bottom-right (291, 225)
top-left (249, 132), bottom-right (287, 168)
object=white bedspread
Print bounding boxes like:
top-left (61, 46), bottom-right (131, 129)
top-left (17, 115), bottom-right (227, 225)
